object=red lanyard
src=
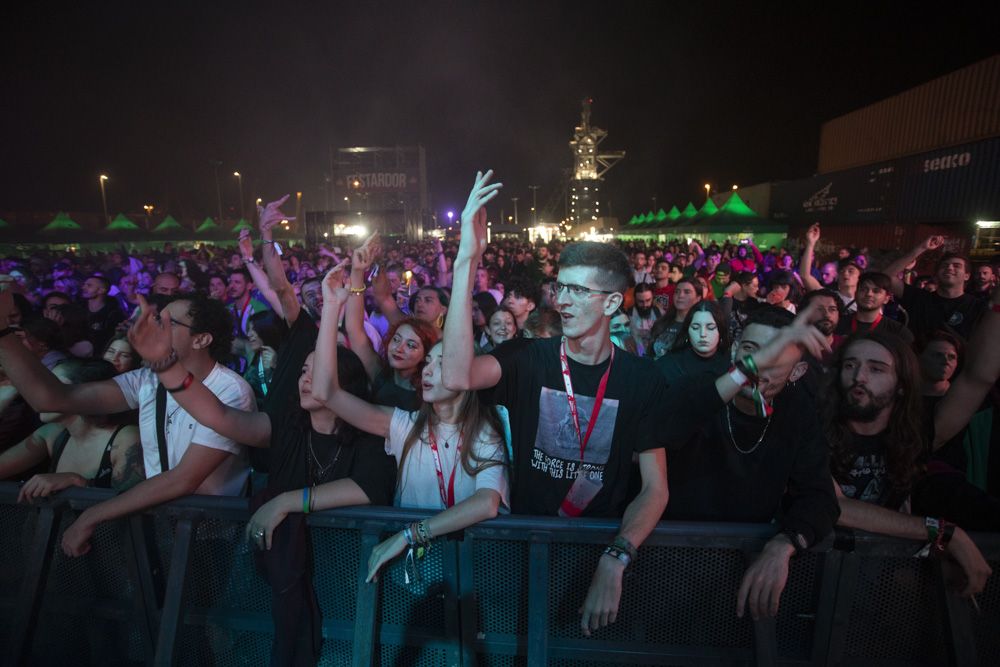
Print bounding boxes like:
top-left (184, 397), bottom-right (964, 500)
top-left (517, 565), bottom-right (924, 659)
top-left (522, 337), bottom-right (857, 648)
top-left (851, 312), bottom-right (882, 333)
top-left (427, 427), bottom-right (462, 508)
top-left (559, 337), bottom-right (615, 462)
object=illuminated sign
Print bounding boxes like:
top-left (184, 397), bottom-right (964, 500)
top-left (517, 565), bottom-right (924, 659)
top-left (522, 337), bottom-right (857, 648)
top-left (336, 172), bottom-right (418, 192)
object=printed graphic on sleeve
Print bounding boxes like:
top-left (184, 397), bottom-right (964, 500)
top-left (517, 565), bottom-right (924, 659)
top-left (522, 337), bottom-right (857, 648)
top-left (532, 386), bottom-right (619, 482)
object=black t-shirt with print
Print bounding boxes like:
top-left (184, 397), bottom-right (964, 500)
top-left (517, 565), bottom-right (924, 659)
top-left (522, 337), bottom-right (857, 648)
top-left (491, 336), bottom-right (668, 517)
top-left (901, 284), bottom-right (985, 340)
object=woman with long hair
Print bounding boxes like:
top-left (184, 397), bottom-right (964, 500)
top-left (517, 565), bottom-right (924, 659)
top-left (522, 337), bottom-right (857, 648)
top-left (243, 309), bottom-right (289, 406)
top-left (765, 270), bottom-right (800, 314)
top-left (313, 271), bottom-right (509, 582)
top-left (0, 359), bottom-right (143, 498)
top-left (345, 239), bottom-right (440, 410)
top-left (480, 306), bottom-right (518, 352)
top-left (647, 277), bottom-right (701, 358)
top-left (471, 291), bottom-right (498, 350)
top-left (655, 301), bottom-right (732, 387)
top-left (102, 335), bottom-right (142, 374)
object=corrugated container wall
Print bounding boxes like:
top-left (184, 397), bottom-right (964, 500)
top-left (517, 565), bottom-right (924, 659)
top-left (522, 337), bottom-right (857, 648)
top-left (818, 54), bottom-right (1000, 173)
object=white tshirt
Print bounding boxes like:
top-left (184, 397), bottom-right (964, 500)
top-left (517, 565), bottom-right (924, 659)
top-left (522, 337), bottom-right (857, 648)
top-left (385, 408), bottom-right (510, 511)
top-left (113, 364), bottom-right (255, 496)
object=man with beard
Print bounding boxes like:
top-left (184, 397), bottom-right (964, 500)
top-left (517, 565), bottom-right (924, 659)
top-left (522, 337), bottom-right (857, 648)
top-left (885, 236), bottom-right (986, 340)
top-left (836, 272), bottom-right (913, 343)
top-left (650, 258), bottom-right (676, 311)
top-left (797, 289), bottom-right (843, 400)
top-left (227, 267), bottom-right (270, 337)
top-left (825, 300), bottom-right (1000, 596)
top-left (628, 283), bottom-right (661, 354)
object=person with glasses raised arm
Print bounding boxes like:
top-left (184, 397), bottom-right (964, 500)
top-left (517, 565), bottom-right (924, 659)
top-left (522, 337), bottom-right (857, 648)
top-left (442, 171), bottom-right (670, 637)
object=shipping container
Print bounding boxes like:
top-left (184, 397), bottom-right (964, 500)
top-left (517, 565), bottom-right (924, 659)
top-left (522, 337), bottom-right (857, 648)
top-left (818, 55), bottom-right (1000, 173)
top-left (895, 136), bottom-right (1000, 222)
top-left (770, 163), bottom-right (898, 225)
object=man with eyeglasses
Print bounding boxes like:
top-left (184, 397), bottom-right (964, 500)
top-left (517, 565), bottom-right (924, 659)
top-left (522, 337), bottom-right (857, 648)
top-left (0, 287), bottom-right (255, 557)
top-left (443, 171), bottom-right (669, 637)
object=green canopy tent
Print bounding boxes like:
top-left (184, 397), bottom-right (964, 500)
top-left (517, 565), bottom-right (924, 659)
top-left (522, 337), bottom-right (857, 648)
top-left (195, 217), bottom-right (219, 233)
top-left (106, 213), bottom-right (141, 231)
top-left (153, 215), bottom-right (184, 232)
top-left (682, 198), bottom-right (719, 226)
top-left (232, 218), bottom-right (253, 233)
top-left (41, 212), bottom-right (82, 232)
top-left (687, 193), bottom-right (787, 247)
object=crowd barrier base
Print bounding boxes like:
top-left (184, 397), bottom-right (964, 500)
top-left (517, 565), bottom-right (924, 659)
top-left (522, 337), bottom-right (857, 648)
top-left (0, 482), bottom-right (997, 667)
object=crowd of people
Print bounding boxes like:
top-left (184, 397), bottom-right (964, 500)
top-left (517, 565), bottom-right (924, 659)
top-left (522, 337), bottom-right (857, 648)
top-left (1, 171), bottom-right (998, 663)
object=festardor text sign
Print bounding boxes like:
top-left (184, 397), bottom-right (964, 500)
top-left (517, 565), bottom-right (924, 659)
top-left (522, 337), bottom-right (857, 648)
top-left (340, 172), bottom-right (418, 192)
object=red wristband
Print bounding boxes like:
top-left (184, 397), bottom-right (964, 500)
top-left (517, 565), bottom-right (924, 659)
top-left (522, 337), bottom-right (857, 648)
top-left (165, 372), bottom-right (194, 393)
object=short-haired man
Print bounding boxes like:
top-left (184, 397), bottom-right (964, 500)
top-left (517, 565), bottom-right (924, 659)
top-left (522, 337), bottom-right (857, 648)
top-left (0, 286), bottom-right (255, 557)
top-left (152, 271), bottom-right (181, 297)
top-left (444, 172), bottom-right (669, 636)
top-left (502, 276), bottom-right (540, 329)
top-left (664, 305), bottom-right (840, 619)
top-left (632, 251), bottom-right (653, 285)
top-left (651, 258), bottom-right (675, 311)
top-left (825, 303), bottom-right (1000, 595)
top-left (970, 263), bottom-right (995, 298)
top-left (800, 223), bottom-right (860, 312)
top-left (885, 236), bottom-right (986, 340)
top-left (836, 272), bottom-right (913, 343)
top-left (81, 274), bottom-right (125, 353)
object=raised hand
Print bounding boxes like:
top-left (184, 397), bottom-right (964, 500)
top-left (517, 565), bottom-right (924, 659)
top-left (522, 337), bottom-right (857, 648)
top-left (321, 259), bottom-right (350, 305)
top-left (257, 195), bottom-right (295, 239)
top-left (753, 299), bottom-right (831, 370)
top-left (238, 228), bottom-right (254, 260)
top-left (458, 170), bottom-right (503, 260)
top-left (352, 233), bottom-right (379, 273)
top-left (923, 235), bottom-right (946, 252)
top-left (127, 294), bottom-right (173, 363)
top-left (806, 223), bottom-right (821, 245)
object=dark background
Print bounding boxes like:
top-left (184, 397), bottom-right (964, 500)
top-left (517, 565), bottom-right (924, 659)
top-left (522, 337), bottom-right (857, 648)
top-left (2, 1), bottom-right (997, 221)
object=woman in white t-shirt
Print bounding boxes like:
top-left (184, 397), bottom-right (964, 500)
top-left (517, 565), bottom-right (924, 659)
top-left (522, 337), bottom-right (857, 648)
top-left (313, 272), bottom-right (509, 582)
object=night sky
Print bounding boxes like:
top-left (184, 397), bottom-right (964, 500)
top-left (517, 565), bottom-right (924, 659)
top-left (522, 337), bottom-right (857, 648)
top-left (2, 2), bottom-right (997, 224)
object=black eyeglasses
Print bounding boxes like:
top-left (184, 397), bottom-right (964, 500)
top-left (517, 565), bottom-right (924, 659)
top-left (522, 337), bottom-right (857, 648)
top-left (553, 282), bottom-right (616, 299)
top-left (168, 317), bottom-right (193, 329)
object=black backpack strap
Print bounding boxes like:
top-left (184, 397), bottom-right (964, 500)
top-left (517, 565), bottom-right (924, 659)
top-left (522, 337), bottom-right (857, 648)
top-left (48, 429), bottom-right (72, 474)
top-left (155, 383), bottom-right (170, 473)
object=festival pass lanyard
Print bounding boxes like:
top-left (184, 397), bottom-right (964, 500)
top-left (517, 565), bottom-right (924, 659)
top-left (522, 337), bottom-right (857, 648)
top-left (427, 427), bottom-right (462, 508)
top-left (851, 312), bottom-right (882, 333)
top-left (559, 337), bottom-right (614, 462)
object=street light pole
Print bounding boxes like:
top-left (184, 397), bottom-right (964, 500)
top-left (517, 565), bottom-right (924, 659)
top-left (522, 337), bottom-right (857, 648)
top-left (233, 171), bottom-right (245, 219)
top-left (704, 183), bottom-right (711, 203)
top-left (528, 185), bottom-right (540, 226)
top-left (511, 197), bottom-right (519, 226)
top-left (99, 174), bottom-right (110, 227)
top-left (212, 161), bottom-right (223, 220)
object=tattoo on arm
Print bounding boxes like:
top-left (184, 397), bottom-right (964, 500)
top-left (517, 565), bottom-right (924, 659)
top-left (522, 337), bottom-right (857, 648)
top-left (112, 442), bottom-right (146, 492)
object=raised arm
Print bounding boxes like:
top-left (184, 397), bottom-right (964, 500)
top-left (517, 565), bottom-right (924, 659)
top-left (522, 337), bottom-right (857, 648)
top-left (884, 235), bottom-right (945, 298)
top-left (442, 171), bottom-right (504, 392)
top-left (311, 271), bottom-right (393, 438)
top-left (371, 266), bottom-right (404, 327)
top-left (433, 237), bottom-right (449, 287)
top-left (933, 286), bottom-right (1000, 447)
top-left (258, 196), bottom-right (302, 325)
top-left (799, 223), bottom-right (822, 292)
top-left (127, 295), bottom-right (272, 448)
top-left (689, 240), bottom-right (706, 270)
top-left (345, 238), bottom-right (385, 381)
top-left (239, 228), bottom-right (284, 319)
top-left (0, 290), bottom-right (128, 414)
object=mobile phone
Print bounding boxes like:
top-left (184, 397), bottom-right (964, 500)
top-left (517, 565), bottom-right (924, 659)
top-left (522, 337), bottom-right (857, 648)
top-left (740, 239), bottom-right (750, 245)
top-left (367, 263), bottom-right (380, 284)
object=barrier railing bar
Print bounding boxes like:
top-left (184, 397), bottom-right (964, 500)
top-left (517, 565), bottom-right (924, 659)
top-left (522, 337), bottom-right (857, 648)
top-left (527, 531), bottom-right (550, 664)
top-left (123, 514), bottom-right (162, 662)
top-left (153, 513), bottom-right (199, 667)
top-left (740, 545), bottom-right (779, 667)
top-left (824, 551), bottom-right (859, 666)
top-left (438, 538), bottom-right (465, 666)
top-left (543, 637), bottom-right (754, 664)
top-left (7, 505), bottom-right (59, 667)
top-left (352, 530), bottom-right (381, 667)
top-left (455, 537), bottom-right (479, 667)
top-left (937, 560), bottom-right (977, 667)
top-left (809, 551), bottom-right (844, 666)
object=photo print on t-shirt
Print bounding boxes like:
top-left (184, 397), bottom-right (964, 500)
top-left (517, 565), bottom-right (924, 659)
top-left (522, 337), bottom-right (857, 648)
top-left (532, 386), bottom-right (619, 482)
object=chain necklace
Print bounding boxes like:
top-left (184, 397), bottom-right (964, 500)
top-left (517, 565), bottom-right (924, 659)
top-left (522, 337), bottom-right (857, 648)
top-left (308, 431), bottom-right (343, 483)
top-left (725, 404), bottom-right (772, 455)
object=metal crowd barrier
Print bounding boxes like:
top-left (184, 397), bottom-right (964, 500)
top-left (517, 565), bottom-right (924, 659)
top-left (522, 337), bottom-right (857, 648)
top-left (0, 482), bottom-right (997, 666)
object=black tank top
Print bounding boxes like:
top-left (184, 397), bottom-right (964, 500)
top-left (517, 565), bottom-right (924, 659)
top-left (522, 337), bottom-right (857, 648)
top-left (49, 424), bottom-right (127, 489)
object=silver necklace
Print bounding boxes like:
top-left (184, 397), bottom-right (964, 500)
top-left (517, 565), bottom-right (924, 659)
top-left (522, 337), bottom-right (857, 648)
top-left (725, 404), bottom-right (771, 455)
top-left (308, 431), bottom-right (342, 482)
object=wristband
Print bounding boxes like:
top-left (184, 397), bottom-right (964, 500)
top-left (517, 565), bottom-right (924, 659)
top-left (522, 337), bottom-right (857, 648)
top-left (612, 535), bottom-right (638, 561)
top-left (783, 530), bottom-right (806, 557)
top-left (349, 286), bottom-right (366, 295)
top-left (302, 486), bottom-right (311, 514)
top-left (242, 256), bottom-right (255, 265)
top-left (727, 365), bottom-right (750, 387)
top-left (925, 516), bottom-right (940, 543)
top-left (165, 372), bottom-right (194, 393)
top-left (603, 544), bottom-right (632, 568)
